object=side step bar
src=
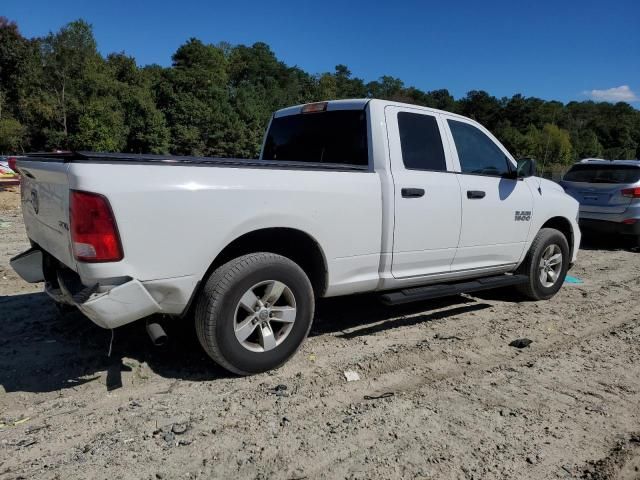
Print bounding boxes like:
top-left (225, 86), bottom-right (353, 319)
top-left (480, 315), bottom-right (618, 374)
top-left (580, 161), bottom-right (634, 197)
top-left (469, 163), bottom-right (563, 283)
top-left (380, 274), bottom-right (529, 305)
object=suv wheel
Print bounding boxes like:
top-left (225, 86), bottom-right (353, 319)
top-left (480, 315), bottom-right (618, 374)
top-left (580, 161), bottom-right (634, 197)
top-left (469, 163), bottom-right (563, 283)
top-left (195, 253), bottom-right (314, 375)
top-left (516, 228), bottom-right (569, 300)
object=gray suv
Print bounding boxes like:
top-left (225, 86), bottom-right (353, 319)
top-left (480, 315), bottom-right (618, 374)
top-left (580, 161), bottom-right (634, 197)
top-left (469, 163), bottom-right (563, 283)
top-left (559, 159), bottom-right (640, 245)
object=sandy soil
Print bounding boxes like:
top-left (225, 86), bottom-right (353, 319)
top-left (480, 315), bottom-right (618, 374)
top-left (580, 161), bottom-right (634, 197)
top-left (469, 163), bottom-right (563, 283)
top-left (1, 188), bottom-right (639, 480)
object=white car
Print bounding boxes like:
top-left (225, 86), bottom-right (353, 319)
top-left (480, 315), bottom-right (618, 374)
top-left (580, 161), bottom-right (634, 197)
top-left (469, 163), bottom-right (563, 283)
top-left (11, 99), bottom-right (580, 374)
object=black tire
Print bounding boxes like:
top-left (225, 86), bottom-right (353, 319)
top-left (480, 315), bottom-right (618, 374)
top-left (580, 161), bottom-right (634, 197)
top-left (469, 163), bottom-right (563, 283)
top-left (516, 228), bottom-right (570, 300)
top-left (195, 253), bottom-right (314, 375)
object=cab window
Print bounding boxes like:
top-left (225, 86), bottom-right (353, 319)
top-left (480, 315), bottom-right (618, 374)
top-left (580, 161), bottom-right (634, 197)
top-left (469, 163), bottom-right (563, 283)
top-left (398, 112), bottom-right (447, 171)
top-left (262, 110), bottom-right (368, 166)
top-left (448, 120), bottom-right (512, 176)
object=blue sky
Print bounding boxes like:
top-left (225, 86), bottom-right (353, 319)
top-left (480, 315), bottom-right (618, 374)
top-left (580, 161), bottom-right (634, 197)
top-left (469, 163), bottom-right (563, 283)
top-left (4, 0), bottom-right (639, 104)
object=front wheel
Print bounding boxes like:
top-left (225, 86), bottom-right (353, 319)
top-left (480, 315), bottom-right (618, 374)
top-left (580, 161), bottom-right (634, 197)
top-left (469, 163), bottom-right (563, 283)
top-left (516, 228), bottom-right (569, 300)
top-left (195, 253), bottom-right (314, 375)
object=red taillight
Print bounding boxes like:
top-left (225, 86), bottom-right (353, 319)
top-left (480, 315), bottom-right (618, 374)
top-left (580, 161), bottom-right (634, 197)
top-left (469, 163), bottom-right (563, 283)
top-left (7, 157), bottom-right (17, 172)
top-left (621, 187), bottom-right (640, 198)
top-left (622, 219), bottom-right (637, 225)
top-left (70, 190), bottom-right (123, 262)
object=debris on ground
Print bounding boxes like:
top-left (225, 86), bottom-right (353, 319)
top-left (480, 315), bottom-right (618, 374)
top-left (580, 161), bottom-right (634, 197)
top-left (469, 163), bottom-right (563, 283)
top-left (509, 338), bottom-right (533, 348)
top-left (434, 334), bottom-right (463, 341)
top-left (172, 422), bottom-right (189, 435)
top-left (343, 370), bottom-right (360, 382)
top-left (564, 275), bottom-right (584, 284)
top-left (267, 384), bottom-right (289, 397)
top-left (364, 392), bottom-right (395, 401)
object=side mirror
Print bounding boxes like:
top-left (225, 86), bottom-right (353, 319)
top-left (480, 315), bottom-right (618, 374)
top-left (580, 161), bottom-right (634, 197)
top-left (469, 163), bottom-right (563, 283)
top-left (517, 158), bottom-right (537, 178)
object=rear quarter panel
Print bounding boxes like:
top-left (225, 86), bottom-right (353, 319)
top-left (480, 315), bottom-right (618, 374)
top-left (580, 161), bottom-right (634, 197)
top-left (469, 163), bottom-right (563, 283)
top-left (67, 162), bottom-right (383, 296)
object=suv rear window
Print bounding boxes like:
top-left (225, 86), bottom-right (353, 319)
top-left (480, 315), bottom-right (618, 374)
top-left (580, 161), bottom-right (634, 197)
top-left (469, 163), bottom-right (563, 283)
top-left (563, 164), bottom-right (640, 184)
top-left (262, 110), bottom-right (368, 166)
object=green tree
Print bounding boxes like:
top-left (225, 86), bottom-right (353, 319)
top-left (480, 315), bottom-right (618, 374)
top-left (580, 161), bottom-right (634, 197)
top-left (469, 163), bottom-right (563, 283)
top-left (367, 76), bottom-right (404, 99)
top-left (522, 124), bottom-right (573, 165)
top-left (40, 20), bottom-right (101, 145)
top-left (0, 117), bottom-right (26, 153)
top-left (459, 90), bottom-right (502, 130)
top-left (572, 129), bottom-right (603, 159)
top-left (333, 65), bottom-right (367, 98)
top-left (71, 97), bottom-right (126, 151)
top-left (161, 38), bottom-right (240, 156)
top-left (0, 18), bottom-right (27, 119)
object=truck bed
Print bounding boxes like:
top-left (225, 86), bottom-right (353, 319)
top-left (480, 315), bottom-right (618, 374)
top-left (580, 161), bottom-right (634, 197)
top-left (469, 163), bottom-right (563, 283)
top-left (15, 151), bottom-right (383, 318)
top-left (25, 151), bottom-right (369, 172)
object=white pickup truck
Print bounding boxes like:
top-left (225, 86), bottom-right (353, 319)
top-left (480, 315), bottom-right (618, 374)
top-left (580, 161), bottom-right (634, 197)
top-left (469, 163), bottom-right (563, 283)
top-left (11, 99), bottom-right (580, 374)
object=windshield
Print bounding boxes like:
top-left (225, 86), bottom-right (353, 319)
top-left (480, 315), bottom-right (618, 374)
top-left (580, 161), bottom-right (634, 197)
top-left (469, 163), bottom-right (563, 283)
top-left (563, 164), bottom-right (640, 184)
top-left (262, 110), bottom-right (368, 166)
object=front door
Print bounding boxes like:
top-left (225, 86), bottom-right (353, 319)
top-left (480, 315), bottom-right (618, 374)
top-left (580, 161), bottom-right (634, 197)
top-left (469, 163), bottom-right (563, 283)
top-left (444, 117), bottom-right (533, 271)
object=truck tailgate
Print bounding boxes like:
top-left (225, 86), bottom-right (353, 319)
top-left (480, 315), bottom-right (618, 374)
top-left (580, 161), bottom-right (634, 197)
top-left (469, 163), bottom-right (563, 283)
top-left (18, 160), bottom-right (76, 270)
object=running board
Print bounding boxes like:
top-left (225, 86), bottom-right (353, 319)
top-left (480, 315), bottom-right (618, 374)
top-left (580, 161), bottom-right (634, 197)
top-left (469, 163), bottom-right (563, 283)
top-left (380, 274), bottom-right (528, 305)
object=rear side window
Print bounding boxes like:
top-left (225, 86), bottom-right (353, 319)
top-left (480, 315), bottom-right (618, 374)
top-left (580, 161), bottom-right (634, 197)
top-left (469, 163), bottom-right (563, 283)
top-left (262, 110), bottom-right (368, 166)
top-left (398, 112), bottom-right (446, 171)
top-left (448, 120), bottom-right (511, 176)
top-left (563, 164), bottom-right (640, 184)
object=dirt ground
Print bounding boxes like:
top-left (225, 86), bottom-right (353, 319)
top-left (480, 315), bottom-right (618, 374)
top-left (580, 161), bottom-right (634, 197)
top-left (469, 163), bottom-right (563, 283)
top-left (1, 187), bottom-right (639, 480)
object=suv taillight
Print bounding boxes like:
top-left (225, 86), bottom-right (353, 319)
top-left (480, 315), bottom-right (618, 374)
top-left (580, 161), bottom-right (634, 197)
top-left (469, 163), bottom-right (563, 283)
top-left (621, 187), bottom-right (640, 198)
top-left (70, 190), bottom-right (123, 262)
top-left (7, 157), bottom-right (17, 172)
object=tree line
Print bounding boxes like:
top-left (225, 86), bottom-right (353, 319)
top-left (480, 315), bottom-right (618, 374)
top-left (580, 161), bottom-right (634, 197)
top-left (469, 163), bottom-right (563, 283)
top-left (1, 18), bottom-right (639, 167)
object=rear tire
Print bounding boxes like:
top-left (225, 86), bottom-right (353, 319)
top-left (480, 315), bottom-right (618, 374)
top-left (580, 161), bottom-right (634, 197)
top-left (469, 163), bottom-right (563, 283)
top-left (195, 253), bottom-right (314, 375)
top-left (516, 228), bottom-right (569, 300)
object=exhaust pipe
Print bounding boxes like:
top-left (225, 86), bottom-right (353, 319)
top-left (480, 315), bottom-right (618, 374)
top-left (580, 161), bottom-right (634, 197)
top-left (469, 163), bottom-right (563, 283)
top-left (146, 321), bottom-right (168, 346)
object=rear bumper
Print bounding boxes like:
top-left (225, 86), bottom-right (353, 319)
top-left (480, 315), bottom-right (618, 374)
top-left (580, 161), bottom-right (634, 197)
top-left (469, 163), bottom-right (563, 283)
top-left (46, 277), bottom-right (160, 329)
top-left (579, 218), bottom-right (640, 236)
top-left (11, 247), bottom-right (197, 329)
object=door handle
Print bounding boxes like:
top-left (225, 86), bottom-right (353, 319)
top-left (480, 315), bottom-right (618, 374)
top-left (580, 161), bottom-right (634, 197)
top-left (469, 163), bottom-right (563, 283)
top-left (401, 188), bottom-right (425, 198)
top-left (467, 190), bottom-right (486, 199)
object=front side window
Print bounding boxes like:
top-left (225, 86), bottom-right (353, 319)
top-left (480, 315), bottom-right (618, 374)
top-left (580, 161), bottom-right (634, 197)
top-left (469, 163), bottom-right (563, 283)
top-left (262, 110), bottom-right (368, 166)
top-left (448, 120), bottom-right (511, 176)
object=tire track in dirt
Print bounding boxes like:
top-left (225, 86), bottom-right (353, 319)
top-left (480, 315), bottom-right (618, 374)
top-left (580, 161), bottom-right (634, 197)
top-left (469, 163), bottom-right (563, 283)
top-left (265, 279), bottom-right (639, 415)
top-left (239, 318), bottom-right (640, 480)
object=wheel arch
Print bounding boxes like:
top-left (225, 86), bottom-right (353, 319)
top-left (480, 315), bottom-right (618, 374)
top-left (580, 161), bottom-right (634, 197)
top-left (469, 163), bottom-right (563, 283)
top-left (199, 227), bottom-right (328, 300)
top-left (540, 216), bottom-right (575, 258)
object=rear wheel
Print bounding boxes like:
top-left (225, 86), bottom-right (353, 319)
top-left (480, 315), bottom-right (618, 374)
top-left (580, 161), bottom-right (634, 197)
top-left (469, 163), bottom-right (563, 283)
top-left (195, 253), bottom-right (314, 375)
top-left (516, 228), bottom-right (569, 300)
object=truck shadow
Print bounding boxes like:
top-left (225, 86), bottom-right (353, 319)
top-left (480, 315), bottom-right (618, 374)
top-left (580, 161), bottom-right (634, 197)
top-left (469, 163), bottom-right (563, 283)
top-left (0, 291), bottom-right (491, 394)
top-left (311, 294), bottom-right (490, 339)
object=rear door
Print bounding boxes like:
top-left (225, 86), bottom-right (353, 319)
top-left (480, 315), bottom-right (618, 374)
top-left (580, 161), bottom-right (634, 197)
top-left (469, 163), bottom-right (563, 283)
top-left (386, 106), bottom-right (462, 278)
top-left (443, 117), bottom-right (533, 271)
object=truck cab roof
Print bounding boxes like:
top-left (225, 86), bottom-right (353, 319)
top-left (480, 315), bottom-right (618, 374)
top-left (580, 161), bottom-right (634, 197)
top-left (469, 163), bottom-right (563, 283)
top-left (273, 98), bottom-right (471, 122)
